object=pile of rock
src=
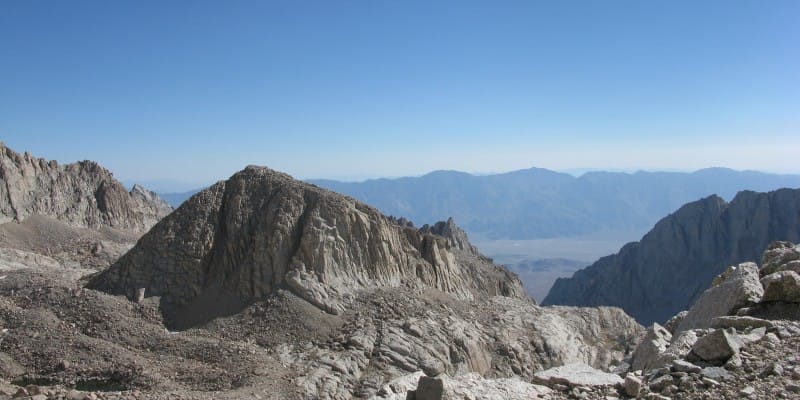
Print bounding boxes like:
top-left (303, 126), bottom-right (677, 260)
top-left (621, 241), bottom-right (800, 399)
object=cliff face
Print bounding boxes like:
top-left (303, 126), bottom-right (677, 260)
top-left (0, 142), bottom-right (172, 233)
top-left (542, 189), bottom-right (800, 325)
top-left (87, 166), bottom-right (525, 327)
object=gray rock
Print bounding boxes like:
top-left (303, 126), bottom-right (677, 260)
top-left (663, 311), bottom-right (687, 334)
top-left (0, 142), bottom-right (171, 232)
top-left (740, 386), bottom-right (755, 396)
top-left (671, 359), bottom-right (701, 373)
top-left (649, 374), bottom-right (674, 392)
top-left (623, 375), bottom-right (643, 397)
top-left (761, 271), bottom-right (800, 303)
top-left (700, 366), bottom-right (733, 381)
top-left (690, 329), bottom-right (743, 363)
top-left (533, 363), bottom-right (624, 387)
top-left (631, 323), bottom-right (672, 371)
top-left (676, 262), bottom-right (764, 333)
top-left (761, 241), bottom-right (800, 276)
top-left (415, 376), bottom-right (443, 400)
top-left (710, 316), bottom-right (775, 330)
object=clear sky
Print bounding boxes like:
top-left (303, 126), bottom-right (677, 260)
top-left (1, 1), bottom-right (799, 190)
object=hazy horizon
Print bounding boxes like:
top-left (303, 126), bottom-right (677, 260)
top-left (3, 1), bottom-right (799, 186)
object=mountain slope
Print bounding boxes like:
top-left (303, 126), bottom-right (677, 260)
top-left (0, 142), bottom-right (172, 233)
top-left (542, 188), bottom-right (800, 325)
top-left (310, 167), bottom-right (800, 239)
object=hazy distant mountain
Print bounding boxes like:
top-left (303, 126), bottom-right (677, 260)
top-left (309, 167), bottom-right (800, 240)
top-left (542, 188), bottom-right (800, 325)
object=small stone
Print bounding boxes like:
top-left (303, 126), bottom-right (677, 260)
top-left (702, 377), bottom-right (719, 387)
top-left (671, 359), bottom-right (701, 373)
top-left (66, 390), bottom-right (86, 400)
top-left (760, 362), bottom-right (784, 377)
top-left (60, 360), bottom-right (71, 370)
top-left (649, 374), bottom-right (674, 392)
top-left (31, 395), bottom-right (47, 400)
top-left (623, 375), bottom-right (643, 397)
top-left (25, 385), bottom-right (41, 395)
top-left (701, 366), bottom-right (732, 381)
top-left (740, 386), bottom-right (755, 396)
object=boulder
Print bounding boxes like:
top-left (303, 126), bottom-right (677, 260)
top-left (760, 241), bottom-right (800, 276)
top-left (663, 311), bottom-right (687, 334)
top-left (623, 375), bottom-right (643, 397)
top-left (693, 331), bottom-right (739, 364)
top-left (689, 329), bottom-right (743, 363)
top-left (676, 263), bottom-right (763, 333)
top-left (631, 323), bottom-right (672, 371)
top-left (761, 271), bottom-right (800, 303)
top-left (533, 363), bottom-right (623, 387)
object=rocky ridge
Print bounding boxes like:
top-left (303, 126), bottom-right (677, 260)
top-left (0, 142), bottom-right (172, 233)
top-left (543, 189), bottom-right (800, 325)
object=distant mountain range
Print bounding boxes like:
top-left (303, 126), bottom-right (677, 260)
top-left (542, 188), bottom-right (800, 325)
top-left (309, 167), bottom-right (800, 240)
top-left (160, 167), bottom-right (800, 241)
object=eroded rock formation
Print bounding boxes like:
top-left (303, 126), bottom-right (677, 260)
top-left (0, 142), bottom-right (172, 233)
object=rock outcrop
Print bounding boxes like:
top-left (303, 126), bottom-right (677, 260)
top-left (0, 142), bottom-right (172, 233)
top-left (543, 189), bottom-right (800, 324)
top-left (88, 166), bottom-right (525, 327)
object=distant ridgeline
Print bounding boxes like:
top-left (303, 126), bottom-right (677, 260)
top-left (309, 168), bottom-right (800, 240)
top-left (542, 188), bottom-right (800, 325)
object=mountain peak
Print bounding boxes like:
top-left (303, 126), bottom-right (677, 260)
top-left (88, 165), bottom-right (525, 328)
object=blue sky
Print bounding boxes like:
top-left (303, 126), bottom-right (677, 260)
top-left (1, 1), bottom-right (798, 190)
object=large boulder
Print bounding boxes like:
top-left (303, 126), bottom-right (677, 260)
top-left (676, 262), bottom-right (763, 333)
top-left (630, 323), bottom-right (671, 371)
top-left (533, 363), bottom-right (623, 387)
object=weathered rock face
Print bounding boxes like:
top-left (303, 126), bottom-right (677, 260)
top-left (87, 166), bottom-right (525, 327)
top-left (0, 142), bottom-right (172, 233)
top-left (543, 189), bottom-right (800, 325)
